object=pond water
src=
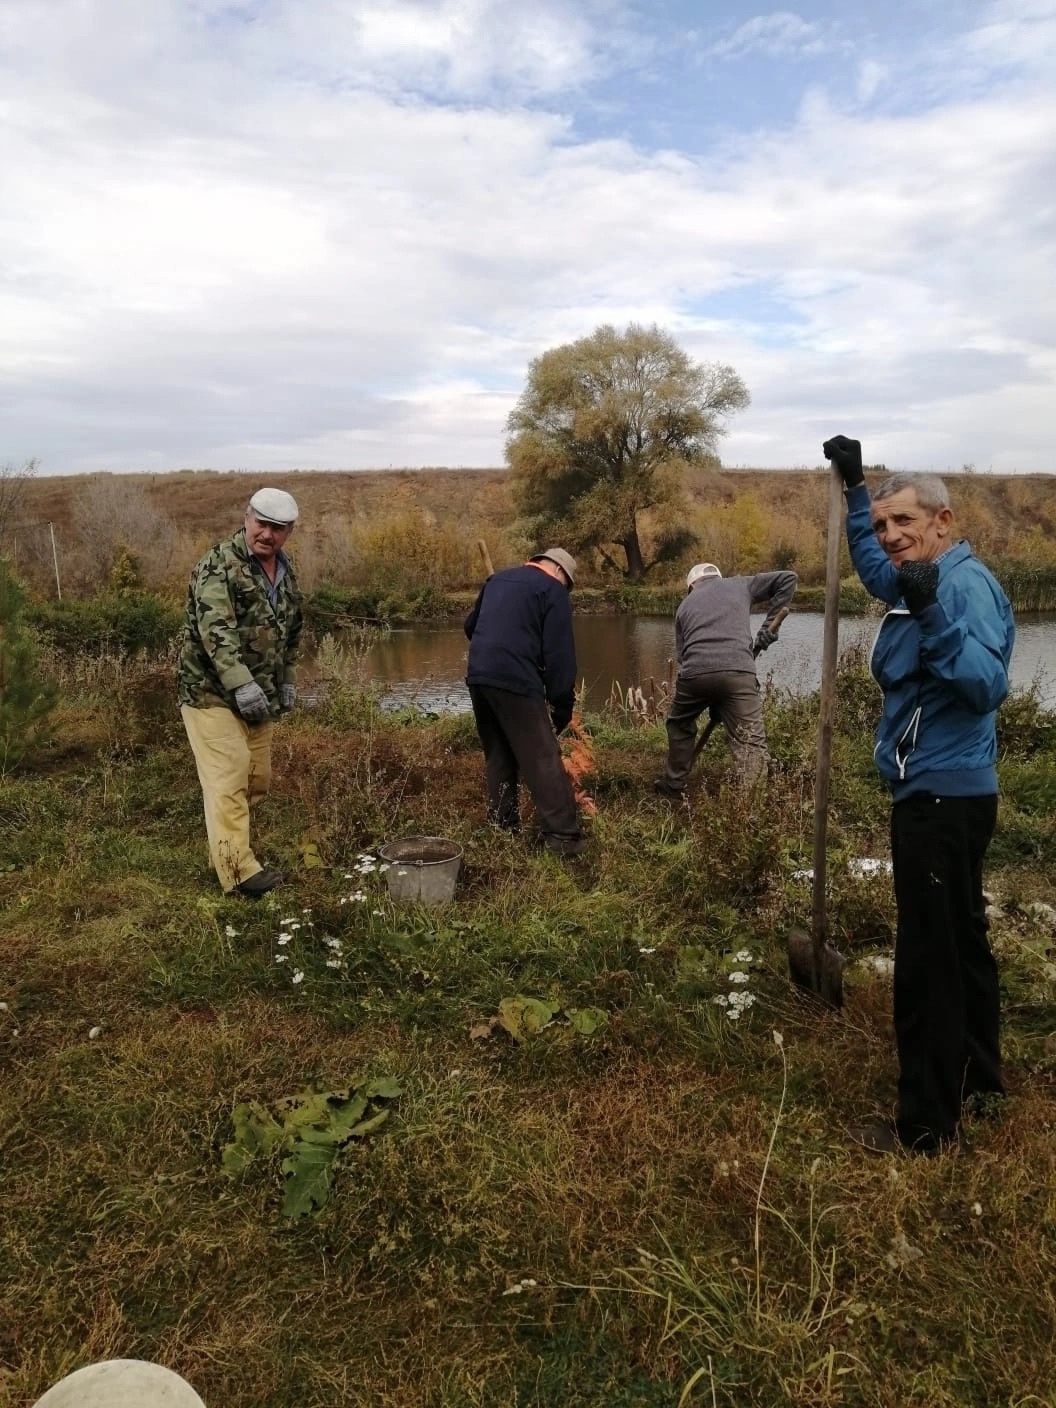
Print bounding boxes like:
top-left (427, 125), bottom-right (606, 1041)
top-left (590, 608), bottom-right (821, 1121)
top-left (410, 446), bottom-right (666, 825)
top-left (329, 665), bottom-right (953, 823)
top-left (350, 611), bottom-right (1056, 714)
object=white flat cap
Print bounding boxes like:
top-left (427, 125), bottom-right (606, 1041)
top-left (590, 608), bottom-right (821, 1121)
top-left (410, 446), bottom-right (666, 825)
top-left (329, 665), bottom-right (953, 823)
top-left (248, 487), bottom-right (299, 526)
top-left (686, 562), bottom-right (722, 587)
top-left (33, 1359), bottom-right (206, 1408)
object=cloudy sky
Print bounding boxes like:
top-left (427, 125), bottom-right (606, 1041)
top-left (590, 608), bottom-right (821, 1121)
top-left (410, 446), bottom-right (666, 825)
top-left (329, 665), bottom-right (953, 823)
top-left (2, 0), bottom-right (1054, 474)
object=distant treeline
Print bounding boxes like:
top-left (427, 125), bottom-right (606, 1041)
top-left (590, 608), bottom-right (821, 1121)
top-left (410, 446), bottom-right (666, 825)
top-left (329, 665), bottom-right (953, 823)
top-left (9, 466), bottom-right (1056, 615)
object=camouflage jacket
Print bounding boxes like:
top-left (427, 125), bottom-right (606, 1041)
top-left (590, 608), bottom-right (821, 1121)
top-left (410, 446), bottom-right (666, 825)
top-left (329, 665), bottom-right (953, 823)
top-left (177, 529), bottom-right (303, 715)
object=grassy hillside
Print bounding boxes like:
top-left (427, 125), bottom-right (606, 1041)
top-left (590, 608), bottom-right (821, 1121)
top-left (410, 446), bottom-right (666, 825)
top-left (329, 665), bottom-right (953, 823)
top-left (9, 465), bottom-right (1056, 604)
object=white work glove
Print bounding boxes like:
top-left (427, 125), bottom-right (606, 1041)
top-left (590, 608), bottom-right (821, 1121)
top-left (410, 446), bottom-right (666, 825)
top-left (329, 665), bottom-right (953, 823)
top-left (281, 683), bottom-right (297, 712)
top-left (234, 681), bottom-right (271, 724)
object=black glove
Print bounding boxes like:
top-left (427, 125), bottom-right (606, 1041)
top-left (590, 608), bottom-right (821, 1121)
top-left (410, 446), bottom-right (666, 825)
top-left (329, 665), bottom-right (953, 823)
top-left (896, 561), bottom-right (939, 614)
top-left (550, 709), bottom-right (572, 735)
top-left (753, 626), bottom-right (778, 657)
top-left (822, 435), bottom-right (864, 489)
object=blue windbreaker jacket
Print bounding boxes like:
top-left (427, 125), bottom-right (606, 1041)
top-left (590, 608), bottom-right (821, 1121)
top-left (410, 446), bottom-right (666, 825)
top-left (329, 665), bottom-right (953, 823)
top-left (845, 484), bottom-right (1015, 800)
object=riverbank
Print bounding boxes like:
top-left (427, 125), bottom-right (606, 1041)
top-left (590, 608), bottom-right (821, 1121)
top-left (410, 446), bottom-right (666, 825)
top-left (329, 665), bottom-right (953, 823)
top-left (2, 652), bottom-right (1054, 1405)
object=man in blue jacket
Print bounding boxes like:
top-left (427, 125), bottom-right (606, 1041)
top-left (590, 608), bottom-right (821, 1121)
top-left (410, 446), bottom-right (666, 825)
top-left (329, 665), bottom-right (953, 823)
top-left (464, 548), bottom-right (584, 856)
top-left (824, 435), bottom-right (1015, 1155)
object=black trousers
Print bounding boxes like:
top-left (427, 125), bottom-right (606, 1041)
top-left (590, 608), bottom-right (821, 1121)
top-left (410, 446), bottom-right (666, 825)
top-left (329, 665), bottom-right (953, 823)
top-left (890, 793), bottom-right (1002, 1147)
top-left (467, 685), bottom-right (583, 854)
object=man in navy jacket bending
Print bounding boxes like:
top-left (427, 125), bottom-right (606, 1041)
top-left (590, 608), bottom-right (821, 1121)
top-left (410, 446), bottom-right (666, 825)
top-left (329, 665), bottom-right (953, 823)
top-left (824, 436), bottom-right (1015, 1155)
top-left (464, 548), bottom-right (584, 856)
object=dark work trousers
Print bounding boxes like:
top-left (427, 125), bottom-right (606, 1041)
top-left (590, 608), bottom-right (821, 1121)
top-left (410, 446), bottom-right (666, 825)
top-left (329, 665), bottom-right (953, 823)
top-left (890, 793), bottom-right (1002, 1148)
top-left (661, 670), bottom-right (767, 790)
top-left (468, 685), bottom-right (583, 855)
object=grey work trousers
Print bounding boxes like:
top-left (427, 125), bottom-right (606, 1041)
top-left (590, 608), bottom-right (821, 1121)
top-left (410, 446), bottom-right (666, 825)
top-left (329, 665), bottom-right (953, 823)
top-left (661, 670), bottom-right (767, 790)
top-left (468, 684), bottom-right (584, 855)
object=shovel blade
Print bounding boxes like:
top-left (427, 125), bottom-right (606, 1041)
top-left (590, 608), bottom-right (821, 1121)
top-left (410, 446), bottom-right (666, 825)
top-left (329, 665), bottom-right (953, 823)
top-left (788, 926), bottom-right (846, 1009)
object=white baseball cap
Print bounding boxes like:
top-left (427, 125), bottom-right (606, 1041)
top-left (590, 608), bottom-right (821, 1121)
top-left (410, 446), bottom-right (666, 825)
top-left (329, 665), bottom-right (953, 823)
top-left (686, 562), bottom-right (722, 587)
top-left (33, 1359), bottom-right (206, 1408)
top-left (248, 487), bottom-right (299, 526)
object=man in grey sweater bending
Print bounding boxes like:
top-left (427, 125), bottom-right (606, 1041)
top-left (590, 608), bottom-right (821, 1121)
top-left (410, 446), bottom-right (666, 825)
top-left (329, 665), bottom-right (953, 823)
top-left (655, 562), bottom-right (797, 794)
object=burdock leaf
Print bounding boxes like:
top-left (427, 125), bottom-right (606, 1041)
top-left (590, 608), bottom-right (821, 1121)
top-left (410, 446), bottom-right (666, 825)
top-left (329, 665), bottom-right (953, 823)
top-left (363, 1076), bottom-right (402, 1100)
top-left (281, 1139), bottom-right (337, 1217)
top-left (349, 1109), bottom-right (391, 1136)
top-left (497, 995), bottom-right (559, 1043)
top-left (298, 833), bottom-right (325, 869)
top-left (222, 1100), bottom-right (282, 1176)
top-left (566, 1006), bottom-right (609, 1035)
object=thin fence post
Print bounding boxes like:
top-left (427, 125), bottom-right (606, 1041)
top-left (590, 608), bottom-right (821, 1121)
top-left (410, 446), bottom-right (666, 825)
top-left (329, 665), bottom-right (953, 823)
top-left (48, 521), bottom-right (62, 600)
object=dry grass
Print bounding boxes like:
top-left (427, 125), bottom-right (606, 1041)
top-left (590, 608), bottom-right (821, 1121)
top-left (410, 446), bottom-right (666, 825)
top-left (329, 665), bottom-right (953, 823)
top-left (1, 662), bottom-right (1054, 1406)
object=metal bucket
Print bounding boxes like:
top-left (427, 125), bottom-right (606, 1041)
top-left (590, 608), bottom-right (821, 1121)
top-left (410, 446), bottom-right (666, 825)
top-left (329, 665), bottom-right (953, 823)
top-left (379, 836), bottom-right (463, 905)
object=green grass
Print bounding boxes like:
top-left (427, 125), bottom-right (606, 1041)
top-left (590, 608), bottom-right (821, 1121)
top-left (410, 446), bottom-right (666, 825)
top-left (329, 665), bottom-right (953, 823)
top-left (1, 659), bottom-right (1055, 1407)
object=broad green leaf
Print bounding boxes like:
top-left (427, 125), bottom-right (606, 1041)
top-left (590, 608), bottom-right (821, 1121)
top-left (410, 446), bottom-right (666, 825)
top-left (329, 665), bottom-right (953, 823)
top-left (349, 1109), bottom-right (391, 1136)
top-left (281, 1140), bottom-right (337, 1217)
top-left (497, 995), bottom-right (558, 1043)
top-left (221, 1100), bottom-right (282, 1176)
top-left (326, 1093), bottom-right (369, 1138)
top-left (298, 833), bottom-right (325, 869)
top-left (363, 1076), bottom-right (403, 1100)
top-left (566, 1006), bottom-right (609, 1035)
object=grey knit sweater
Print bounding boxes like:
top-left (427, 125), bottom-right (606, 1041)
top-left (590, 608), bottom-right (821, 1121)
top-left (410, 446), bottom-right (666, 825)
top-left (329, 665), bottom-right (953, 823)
top-left (675, 572), bottom-right (797, 677)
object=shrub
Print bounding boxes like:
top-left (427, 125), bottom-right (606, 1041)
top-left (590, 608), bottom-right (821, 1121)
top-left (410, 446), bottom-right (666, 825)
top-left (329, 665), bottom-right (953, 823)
top-left (0, 558), bottom-right (57, 771)
top-left (28, 591), bottom-right (183, 655)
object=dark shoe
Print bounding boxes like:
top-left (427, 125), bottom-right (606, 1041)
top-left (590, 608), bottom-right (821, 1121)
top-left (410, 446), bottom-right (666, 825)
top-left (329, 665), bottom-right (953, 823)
top-left (233, 866), bottom-right (284, 898)
top-left (543, 835), bottom-right (586, 858)
top-left (848, 1119), bottom-right (899, 1155)
top-left (652, 779), bottom-right (685, 800)
top-left (849, 1118), bottom-right (954, 1157)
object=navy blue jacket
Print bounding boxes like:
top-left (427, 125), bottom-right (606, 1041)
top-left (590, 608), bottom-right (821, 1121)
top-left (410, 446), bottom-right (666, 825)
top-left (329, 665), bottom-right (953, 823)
top-left (464, 565), bottom-right (577, 726)
top-left (846, 484), bottom-right (1015, 800)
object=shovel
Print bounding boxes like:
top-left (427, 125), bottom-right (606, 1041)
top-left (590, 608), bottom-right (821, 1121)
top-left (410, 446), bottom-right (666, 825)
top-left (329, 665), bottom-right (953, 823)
top-left (787, 465), bottom-right (847, 1007)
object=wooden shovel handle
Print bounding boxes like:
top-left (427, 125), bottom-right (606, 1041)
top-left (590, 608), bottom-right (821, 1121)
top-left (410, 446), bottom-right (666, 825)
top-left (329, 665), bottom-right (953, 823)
top-left (476, 539), bottom-right (495, 579)
top-left (811, 465), bottom-right (844, 951)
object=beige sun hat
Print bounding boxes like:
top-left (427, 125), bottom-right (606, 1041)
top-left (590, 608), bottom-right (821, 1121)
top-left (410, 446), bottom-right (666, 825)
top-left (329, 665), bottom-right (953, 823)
top-left (530, 547), bottom-right (577, 585)
top-left (686, 562), bottom-right (722, 587)
top-left (33, 1359), bottom-right (207, 1408)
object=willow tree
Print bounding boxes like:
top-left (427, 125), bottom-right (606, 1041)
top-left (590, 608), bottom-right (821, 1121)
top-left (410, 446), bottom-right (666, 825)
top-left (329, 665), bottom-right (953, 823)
top-left (506, 323), bottom-right (749, 581)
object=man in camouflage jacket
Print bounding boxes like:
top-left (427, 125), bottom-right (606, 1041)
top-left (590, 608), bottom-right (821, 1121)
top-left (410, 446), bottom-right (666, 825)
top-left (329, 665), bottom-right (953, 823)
top-left (178, 487), bottom-right (303, 896)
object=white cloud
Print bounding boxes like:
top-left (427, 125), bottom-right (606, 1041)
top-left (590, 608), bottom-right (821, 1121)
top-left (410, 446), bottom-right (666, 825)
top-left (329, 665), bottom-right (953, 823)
top-left (708, 11), bottom-right (833, 61)
top-left (0, 0), bottom-right (1054, 472)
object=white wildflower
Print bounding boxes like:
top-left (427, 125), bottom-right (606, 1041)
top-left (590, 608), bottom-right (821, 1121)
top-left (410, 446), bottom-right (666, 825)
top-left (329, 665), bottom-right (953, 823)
top-left (971, 1202), bottom-right (983, 1217)
top-left (277, 934), bottom-right (291, 946)
top-left (728, 971), bottom-right (749, 985)
top-left (727, 1008), bottom-right (742, 1021)
top-left (450, 1069), bottom-right (462, 1078)
top-left (325, 958), bottom-right (342, 969)
top-left (638, 946), bottom-right (657, 956)
top-left (275, 954), bottom-right (288, 964)
top-left (773, 1030), bottom-right (784, 1048)
top-left (224, 924), bottom-right (239, 938)
top-left (711, 994), bottom-right (728, 1007)
top-left (734, 949), bottom-right (753, 963)
top-left (372, 909), bottom-right (384, 916)
top-left (323, 937), bottom-right (342, 950)
top-left (88, 1026), bottom-right (102, 1040)
top-left (292, 970), bottom-right (305, 985)
top-left (379, 863), bottom-right (391, 873)
top-left (351, 891), bottom-right (366, 902)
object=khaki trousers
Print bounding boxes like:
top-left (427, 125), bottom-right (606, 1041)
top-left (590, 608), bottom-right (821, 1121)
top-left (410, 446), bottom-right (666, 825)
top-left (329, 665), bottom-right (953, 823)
top-left (181, 705), bottom-right (274, 892)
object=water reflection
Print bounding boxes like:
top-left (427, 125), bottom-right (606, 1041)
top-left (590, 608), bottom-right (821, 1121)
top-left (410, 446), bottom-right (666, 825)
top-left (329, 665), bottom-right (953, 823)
top-left (355, 612), bottom-right (1055, 714)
